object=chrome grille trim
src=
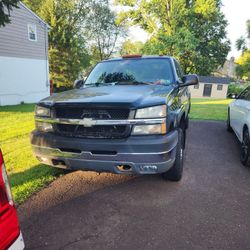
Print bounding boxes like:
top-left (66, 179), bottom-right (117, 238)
top-left (35, 117), bottom-right (165, 126)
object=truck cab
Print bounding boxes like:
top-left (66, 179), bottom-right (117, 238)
top-left (31, 55), bottom-right (198, 181)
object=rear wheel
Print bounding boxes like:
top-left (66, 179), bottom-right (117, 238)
top-left (240, 128), bottom-right (250, 166)
top-left (162, 128), bottom-right (184, 181)
top-left (227, 109), bottom-right (233, 132)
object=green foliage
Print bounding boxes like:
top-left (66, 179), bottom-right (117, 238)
top-left (236, 20), bottom-right (250, 80)
top-left (116, 0), bottom-right (230, 75)
top-left (22, 0), bottom-right (43, 12)
top-left (120, 40), bottom-right (144, 55)
top-left (85, 0), bottom-right (126, 64)
top-left (23, 0), bottom-right (124, 87)
top-left (236, 50), bottom-right (250, 80)
top-left (236, 19), bottom-right (250, 52)
top-left (0, 0), bottom-right (19, 26)
top-left (227, 83), bottom-right (244, 96)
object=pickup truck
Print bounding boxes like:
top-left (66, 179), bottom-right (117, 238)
top-left (31, 55), bottom-right (198, 181)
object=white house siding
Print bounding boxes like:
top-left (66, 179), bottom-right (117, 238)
top-left (0, 3), bottom-right (49, 106)
top-left (190, 83), bottom-right (228, 99)
top-left (0, 56), bottom-right (49, 105)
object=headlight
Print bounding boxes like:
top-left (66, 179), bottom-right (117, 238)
top-left (135, 105), bottom-right (166, 118)
top-left (132, 123), bottom-right (166, 135)
top-left (35, 105), bottom-right (51, 117)
top-left (35, 121), bottom-right (53, 132)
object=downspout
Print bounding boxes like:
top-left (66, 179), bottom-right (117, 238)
top-left (43, 22), bottom-right (50, 95)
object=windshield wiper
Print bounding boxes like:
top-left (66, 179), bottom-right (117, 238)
top-left (116, 81), bottom-right (153, 85)
top-left (85, 82), bottom-right (118, 87)
top-left (85, 81), bottom-right (154, 87)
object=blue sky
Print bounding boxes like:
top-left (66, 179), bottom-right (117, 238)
top-left (125, 0), bottom-right (250, 59)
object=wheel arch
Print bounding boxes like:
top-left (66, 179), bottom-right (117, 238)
top-left (242, 124), bottom-right (249, 141)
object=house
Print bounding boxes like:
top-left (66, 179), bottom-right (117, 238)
top-left (0, 2), bottom-right (50, 106)
top-left (190, 76), bottom-right (231, 99)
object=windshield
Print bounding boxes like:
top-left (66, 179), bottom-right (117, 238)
top-left (85, 58), bottom-right (174, 86)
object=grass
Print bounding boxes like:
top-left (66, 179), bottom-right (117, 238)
top-left (0, 104), bottom-right (60, 205)
top-left (189, 98), bottom-right (232, 121)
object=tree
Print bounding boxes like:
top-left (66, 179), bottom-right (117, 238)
top-left (236, 20), bottom-right (250, 52)
top-left (22, 0), bottom-right (43, 13)
top-left (120, 40), bottom-right (144, 55)
top-left (236, 51), bottom-right (250, 80)
top-left (23, 0), bottom-right (92, 87)
top-left (236, 20), bottom-right (250, 80)
top-left (39, 0), bottom-right (90, 87)
top-left (23, 0), bottom-right (125, 87)
top-left (116, 0), bottom-right (230, 75)
top-left (84, 0), bottom-right (126, 64)
top-left (0, 0), bottom-right (19, 27)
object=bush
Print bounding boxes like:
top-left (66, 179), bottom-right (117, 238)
top-left (227, 83), bottom-right (244, 97)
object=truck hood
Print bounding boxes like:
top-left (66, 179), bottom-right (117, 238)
top-left (40, 85), bottom-right (174, 108)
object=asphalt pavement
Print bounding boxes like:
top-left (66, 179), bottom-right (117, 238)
top-left (18, 121), bottom-right (250, 250)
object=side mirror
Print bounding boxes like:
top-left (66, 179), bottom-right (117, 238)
top-left (181, 74), bottom-right (199, 87)
top-left (73, 79), bottom-right (84, 89)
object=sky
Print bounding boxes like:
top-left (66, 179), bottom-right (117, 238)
top-left (125, 0), bottom-right (250, 59)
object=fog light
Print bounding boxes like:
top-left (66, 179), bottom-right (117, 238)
top-left (36, 121), bottom-right (53, 132)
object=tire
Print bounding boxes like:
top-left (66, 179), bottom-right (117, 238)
top-left (162, 128), bottom-right (184, 181)
top-left (227, 109), bottom-right (233, 132)
top-left (185, 115), bottom-right (189, 129)
top-left (180, 119), bottom-right (186, 149)
top-left (240, 128), bottom-right (250, 166)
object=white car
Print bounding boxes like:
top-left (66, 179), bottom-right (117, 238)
top-left (227, 86), bottom-right (250, 166)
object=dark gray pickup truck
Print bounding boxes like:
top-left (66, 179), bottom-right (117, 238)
top-left (31, 55), bottom-right (198, 181)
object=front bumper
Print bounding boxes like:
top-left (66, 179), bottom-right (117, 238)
top-left (8, 232), bottom-right (25, 250)
top-left (30, 130), bottom-right (178, 174)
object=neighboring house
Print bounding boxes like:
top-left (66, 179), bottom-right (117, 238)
top-left (190, 76), bottom-right (231, 99)
top-left (0, 2), bottom-right (50, 106)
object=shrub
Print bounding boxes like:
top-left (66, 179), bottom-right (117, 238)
top-left (227, 83), bottom-right (244, 97)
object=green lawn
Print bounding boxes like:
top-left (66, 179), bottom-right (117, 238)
top-left (0, 104), bottom-right (60, 205)
top-left (189, 98), bottom-right (232, 121)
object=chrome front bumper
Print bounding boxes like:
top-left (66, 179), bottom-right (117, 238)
top-left (31, 130), bottom-right (178, 174)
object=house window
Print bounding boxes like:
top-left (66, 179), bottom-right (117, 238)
top-left (28, 24), bottom-right (37, 41)
top-left (194, 84), bottom-right (199, 89)
top-left (217, 84), bottom-right (223, 91)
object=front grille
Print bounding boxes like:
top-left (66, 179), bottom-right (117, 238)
top-left (54, 106), bottom-right (130, 120)
top-left (53, 105), bottom-right (131, 139)
top-left (56, 124), bottom-right (129, 139)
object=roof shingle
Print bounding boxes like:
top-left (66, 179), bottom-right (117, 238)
top-left (198, 76), bottom-right (231, 84)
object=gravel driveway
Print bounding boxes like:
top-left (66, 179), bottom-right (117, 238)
top-left (18, 121), bottom-right (250, 249)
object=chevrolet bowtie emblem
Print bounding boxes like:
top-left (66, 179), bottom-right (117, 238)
top-left (79, 118), bottom-right (96, 127)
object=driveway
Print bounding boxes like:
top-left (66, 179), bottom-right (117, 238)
top-left (18, 121), bottom-right (250, 250)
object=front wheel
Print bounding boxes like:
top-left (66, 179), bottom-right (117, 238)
top-left (240, 128), bottom-right (250, 166)
top-left (162, 129), bottom-right (184, 181)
